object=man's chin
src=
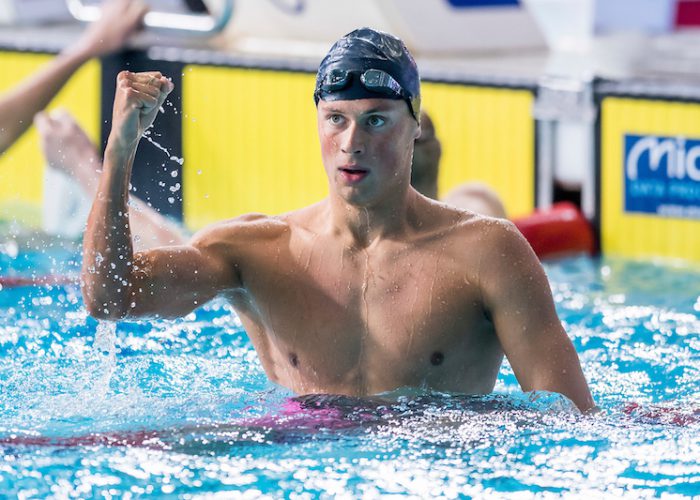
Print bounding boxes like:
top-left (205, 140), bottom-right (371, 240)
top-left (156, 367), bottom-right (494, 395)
top-left (336, 186), bottom-right (376, 207)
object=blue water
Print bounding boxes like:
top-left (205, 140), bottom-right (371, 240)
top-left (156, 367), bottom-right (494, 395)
top-left (1, 242), bottom-right (699, 498)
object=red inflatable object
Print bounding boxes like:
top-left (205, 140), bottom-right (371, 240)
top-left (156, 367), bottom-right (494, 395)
top-left (513, 202), bottom-right (595, 260)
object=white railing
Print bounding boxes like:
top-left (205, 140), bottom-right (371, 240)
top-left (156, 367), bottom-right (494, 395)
top-left (66, 0), bottom-right (233, 34)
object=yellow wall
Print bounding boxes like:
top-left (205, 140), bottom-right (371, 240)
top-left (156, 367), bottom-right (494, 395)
top-left (181, 66), bottom-right (324, 229)
top-left (0, 51), bottom-right (101, 227)
top-left (422, 82), bottom-right (535, 218)
top-left (600, 97), bottom-right (700, 263)
top-left (182, 67), bottom-right (536, 229)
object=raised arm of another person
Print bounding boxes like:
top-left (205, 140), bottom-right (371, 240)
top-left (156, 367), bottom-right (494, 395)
top-left (82, 71), bottom-right (236, 320)
top-left (0, 0), bottom-right (147, 154)
top-left (34, 108), bottom-right (187, 250)
top-left (479, 219), bottom-right (596, 413)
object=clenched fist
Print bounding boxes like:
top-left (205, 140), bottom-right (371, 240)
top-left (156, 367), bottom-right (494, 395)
top-left (108, 70), bottom-right (174, 152)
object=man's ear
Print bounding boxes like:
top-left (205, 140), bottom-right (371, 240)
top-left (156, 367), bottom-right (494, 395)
top-left (413, 123), bottom-right (422, 140)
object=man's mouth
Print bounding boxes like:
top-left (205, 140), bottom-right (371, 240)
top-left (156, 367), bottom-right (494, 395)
top-left (339, 166), bottom-right (369, 183)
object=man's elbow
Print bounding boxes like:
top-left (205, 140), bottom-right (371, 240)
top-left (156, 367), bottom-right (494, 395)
top-left (81, 285), bottom-right (130, 321)
top-left (84, 299), bottom-right (129, 321)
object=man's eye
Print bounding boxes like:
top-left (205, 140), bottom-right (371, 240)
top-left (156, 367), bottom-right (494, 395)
top-left (368, 116), bottom-right (385, 127)
top-left (329, 114), bottom-right (343, 124)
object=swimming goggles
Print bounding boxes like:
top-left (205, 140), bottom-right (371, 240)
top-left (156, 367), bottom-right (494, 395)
top-left (315, 68), bottom-right (420, 121)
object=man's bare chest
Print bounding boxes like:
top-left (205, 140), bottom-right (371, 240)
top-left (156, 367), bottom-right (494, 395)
top-left (231, 239), bottom-right (496, 390)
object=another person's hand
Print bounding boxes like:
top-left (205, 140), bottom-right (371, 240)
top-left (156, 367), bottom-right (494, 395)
top-left (0, 1), bottom-right (148, 156)
top-left (34, 109), bottom-right (101, 192)
top-left (109, 71), bottom-right (174, 151)
top-left (73, 0), bottom-right (149, 59)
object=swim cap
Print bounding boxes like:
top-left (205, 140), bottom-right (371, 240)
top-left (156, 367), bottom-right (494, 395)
top-left (314, 27), bottom-right (421, 121)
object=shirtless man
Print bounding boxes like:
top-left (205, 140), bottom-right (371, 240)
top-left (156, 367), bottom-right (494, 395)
top-left (82, 28), bottom-right (595, 412)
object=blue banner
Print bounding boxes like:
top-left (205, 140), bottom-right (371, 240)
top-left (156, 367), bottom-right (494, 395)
top-left (624, 134), bottom-right (700, 219)
top-left (446, 0), bottom-right (520, 7)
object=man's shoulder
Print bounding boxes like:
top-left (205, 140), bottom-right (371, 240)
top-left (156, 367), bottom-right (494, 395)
top-left (456, 211), bottom-right (525, 249)
top-left (190, 213), bottom-right (291, 250)
top-left (426, 200), bottom-right (515, 237)
top-left (424, 202), bottom-right (526, 256)
top-left (453, 211), bottom-right (538, 269)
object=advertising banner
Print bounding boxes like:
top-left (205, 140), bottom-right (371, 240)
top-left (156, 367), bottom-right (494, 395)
top-left (624, 134), bottom-right (700, 219)
top-left (600, 96), bottom-right (700, 262)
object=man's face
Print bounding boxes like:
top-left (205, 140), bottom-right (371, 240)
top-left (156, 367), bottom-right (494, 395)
top-left (317, 98), bottom-right (420, 206)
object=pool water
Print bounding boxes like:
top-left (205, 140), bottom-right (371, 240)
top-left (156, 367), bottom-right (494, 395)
top-left (1, 242), bottom-right (699, 498)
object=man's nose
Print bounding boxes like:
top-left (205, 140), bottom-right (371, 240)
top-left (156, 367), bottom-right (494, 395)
top-left (340, 122), bottom-right (365, 155)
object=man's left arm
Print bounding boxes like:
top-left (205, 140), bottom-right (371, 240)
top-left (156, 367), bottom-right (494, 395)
top-left (479, 219), bottom-right (595, 413)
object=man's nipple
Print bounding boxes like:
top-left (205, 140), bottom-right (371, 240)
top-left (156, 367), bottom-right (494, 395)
top-left (430, 351), bottom-right (444, 366)
top-left (289, 352), bottom-right (299, 368)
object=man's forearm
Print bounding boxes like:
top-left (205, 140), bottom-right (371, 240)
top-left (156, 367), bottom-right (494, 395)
top-left (81, 142), bottom-right (138, 319)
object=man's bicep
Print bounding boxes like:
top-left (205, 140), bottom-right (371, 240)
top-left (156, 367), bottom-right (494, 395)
top-left (127, 242), bottom-right (236, 318)
top-left (481, 223), bottom-right (594, 411)
top-left (482, 225), bottom-right (560, 375)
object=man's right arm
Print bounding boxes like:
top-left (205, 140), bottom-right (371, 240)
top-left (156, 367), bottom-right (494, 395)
top-left (81, 71), bottom-right (236, 320)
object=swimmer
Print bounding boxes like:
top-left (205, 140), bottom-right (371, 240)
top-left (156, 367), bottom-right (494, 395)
top-left (411, 109), bottom-right (507, 218)
top-left (411, 111), bottom-right (595, 259)
top-left (0, 0), bottom-right (147, 155)
top-left (34, 109), bottom-right (186, 250)
top-left (82, 28), bottom-right (595, 413)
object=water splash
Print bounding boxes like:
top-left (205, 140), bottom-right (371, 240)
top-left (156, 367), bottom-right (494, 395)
top-left (90, 321), bottom-right (118, 399)
top-left (142, 126), bottom-right (184, 166)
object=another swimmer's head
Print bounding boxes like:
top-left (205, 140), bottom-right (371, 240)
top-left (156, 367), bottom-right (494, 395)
top-left (314, 28), bottom-right (421, 122)
top-left (411, 110), bottom-right (442, 199)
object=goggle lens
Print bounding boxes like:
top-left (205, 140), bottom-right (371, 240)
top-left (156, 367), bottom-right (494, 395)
top-left (316, 68), bottom-right (419, 121)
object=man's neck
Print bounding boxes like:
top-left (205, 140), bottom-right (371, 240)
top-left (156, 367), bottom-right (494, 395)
top-left (411, 178), bottom-right (438, 200)
top-left (326, 189), bottom-right (419, 249)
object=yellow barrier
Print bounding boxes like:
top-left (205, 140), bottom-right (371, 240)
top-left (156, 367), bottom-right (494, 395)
top-left (0, 51), bottom-right (101, 227)
top-left (600, 97), bottom-right (700, 263)
top-left (182, 66), bottom-right (536, 229)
